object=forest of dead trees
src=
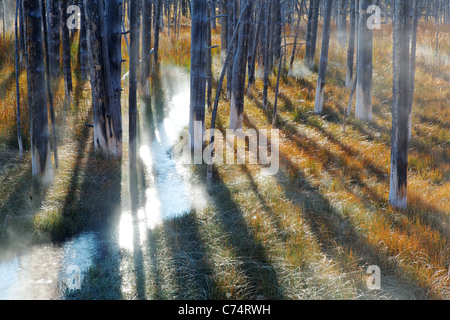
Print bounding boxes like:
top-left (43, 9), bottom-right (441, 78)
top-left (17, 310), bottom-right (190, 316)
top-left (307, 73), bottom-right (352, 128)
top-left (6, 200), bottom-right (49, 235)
top-left (0, 0), bottom-right (449, 212)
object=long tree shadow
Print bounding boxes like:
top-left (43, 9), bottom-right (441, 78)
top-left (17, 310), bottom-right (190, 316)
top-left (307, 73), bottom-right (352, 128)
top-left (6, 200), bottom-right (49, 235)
top-left (202, 167), bottom-right (284, 300)
top-left (244, 99), bottom-right (449, 240)
top-left (243, 113), bottom-right (443, 298)
top-left (160, 210), bottom-right (218, 299)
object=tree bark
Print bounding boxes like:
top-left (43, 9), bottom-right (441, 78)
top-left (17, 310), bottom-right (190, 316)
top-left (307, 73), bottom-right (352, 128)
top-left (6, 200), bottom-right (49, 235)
top-left (230, 0), bottom-right (252, 130)
top-left (141, 0), bottom-right (153, 95)
top-left (15, 0), bottom-right (23, 159)
top-left (85, 0), bottom-right (122, 157)
top-left (41, 0), bottom-right (59, 169)
top-left (389, 0), bottom-right (413, 210)
top-left (305, 0), bottom-right (320, 68)
top-left (189, 0), bottom-right (208, 149)
top-left (24, 0), bottom-right (53, 184)
top-left (355, 0), bottom-right (373, 121)
top-left (60, 0), bottom-right (73, 103)
top-left (47, 0), bottom-right (60, 77)
top-left (345, 0), bottom-right (356, 87)
top-left (129, 0), bottom-right (139, 186)
top-left (314, 0), bottom-right (333, 114)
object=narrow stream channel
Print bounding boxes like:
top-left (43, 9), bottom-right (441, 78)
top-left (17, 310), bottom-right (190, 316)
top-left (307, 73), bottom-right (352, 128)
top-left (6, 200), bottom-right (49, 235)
top-left (0, 66), bottom-right (208, 300)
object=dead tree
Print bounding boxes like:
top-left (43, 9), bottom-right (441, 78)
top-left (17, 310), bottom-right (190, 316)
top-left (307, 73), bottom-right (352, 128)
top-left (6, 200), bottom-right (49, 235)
top-left (41, 0), bottom-right (59, 169)
top-left (230, 0), bottom-right (253, 130)
top-left (47, 0), bottom-right (60, 77)
top-left (14, 0), bottom-right (23, 159)
top-left (389, 0), bottom-right (417, 210)
top-left (189, 0), bottom-right (208, 149)
top-left (345, 0), bottom-right (356, 87)
top-left (355, 0), bottom-right (373, 121)
top-left (85, 0), bottom-right (123, 157)
top-left (24, 0), bottom-right (53, 184)
top-left (314, 0), bottom-right (333, 114)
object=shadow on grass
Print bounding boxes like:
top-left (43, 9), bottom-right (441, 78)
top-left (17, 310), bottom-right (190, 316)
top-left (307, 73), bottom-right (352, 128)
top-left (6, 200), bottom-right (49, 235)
top-left (243, 113), bottom-right (445, 298)
top-left (203, 166), bottom-right (284, 300)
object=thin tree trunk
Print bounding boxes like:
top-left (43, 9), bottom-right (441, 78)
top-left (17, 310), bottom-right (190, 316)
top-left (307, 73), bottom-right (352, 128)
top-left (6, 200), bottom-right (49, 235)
top-left (314, 0), bottom-right (333, 114)
top-left (79, 0), bottom-right (88, 80)
top-left (345, 0), bottom-right (356, 87)
top-left (190, 0), bottom-right (208, 150)
top-left (48, 0), bottom-right (60, 77)
top-left (15, 0), bottom-right (23, 159)
top-left (41, 0), bottom-right (59, 169)
top-left (355, 0), bottom-right (373, 121)
top-left (129, 0), bottom-right (139, 211)
top-left (154, 0), bottom-right (162, 65)
top-left (407, 0), bottom-right (419, 141)
top-left (60, 0), bottom-right (73, 108)
top-left (230, 0), bottom-right (252, 130)
top-left (389, 0), bottom-right (413, 210)
top-left (24, 0), bottom-right (53, 185)
top-left (141, 0), bottom-right (153, 95)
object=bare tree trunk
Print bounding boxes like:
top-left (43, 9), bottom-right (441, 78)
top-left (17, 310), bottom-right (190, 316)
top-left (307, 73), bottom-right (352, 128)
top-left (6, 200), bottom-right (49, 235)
top-left (337, 0), bottom-right (347, 46)
top-left (79, 0), bottom-right (88, 80)
top-left (154, 0), bottom-right (162, 65)
top-left (15, 0), bottom-right (23, 159)
top-left (141, 0), bottom-right (153, 95)
top-left (314, 0), bottom-right (333, 114)
top-left (47, 0), bottom-right (60, 77)
top-left (85, 0), bottom-right (122, 157)
top-left (106, 0), bottom-right (124, 154)
top-left (389, 0), bottom-right (414, 210)
top-left (24, 0), bottom-right (53, 185)
top-left (247, 4), bottom-right (262, 94)
top-left (230, 0), bottom-right (252, 130)
top-left (189, 0), bottom-right (208, 150)
top-left (41, 0), bottom-right (59, 169)
top-left (305, 0), bottom-right (320, 68)
top-left (408, 0), bottom-right (419, 141)
top-left (345, 0), bottom-right (356, 87)
top-left (60, 0), bottom-right (73, 107)
top-left (263, 0), bottom-right (272, 109)
top-left (129, 0), bottom-right (139, 187)
top-left (355, 0), bottom-right (373, 121)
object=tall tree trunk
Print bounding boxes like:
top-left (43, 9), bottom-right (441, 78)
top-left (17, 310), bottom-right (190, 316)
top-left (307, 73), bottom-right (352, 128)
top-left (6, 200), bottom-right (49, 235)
top-left (189, 0), bottom-right (208, 150)
top-left (15, 0), bottom-right (23, 159)
top-left (41, 0), bottom-right (59, 169)
top-left (129, 0), bottom-right (139, 188)
top-left (337, 0), bottom-right (347, 46)
top-left (262, 0), bottom-right (272, 109)
top-left (226, 0), bottom-right (236, 100)
top-left (24, 0), bottom-right (53, 185)
top-left (407, 0), bottom-right (419, 141)
top-left (85, 0), bottom-right (122, 157)
top-left (106, 0), bottom-right (123, 155)
top-left (389, 0), bottom-right (414, 210)
top-left (79, 0), bottom-right (88, 80)
top-left (230, 0), bottom-right (252, 130)
top-left (141, 0), bottom-right (153, 95)
top-left (345, 0), bottom-right (356, 87)
top-left (305, 0), bottom-right (320, 68)
top-left (154, 0), bottom-right (162, 65)
top-left (60, 0), bottom-right (73, 104)
top-left (355, 0), bottom-right (373, 121)
top-left (247, 4), bottom-right (262, 94)
top-left (47, 0), bottom-right (60, 77)
top-left (220, 0), bottom-right (228, 61)
top-left (314, 0), bottom-right (333, 114)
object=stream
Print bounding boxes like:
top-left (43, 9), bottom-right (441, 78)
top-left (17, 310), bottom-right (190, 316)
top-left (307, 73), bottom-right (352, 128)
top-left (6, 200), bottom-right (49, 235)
top-left (0, 66), bottom-right (209, 300)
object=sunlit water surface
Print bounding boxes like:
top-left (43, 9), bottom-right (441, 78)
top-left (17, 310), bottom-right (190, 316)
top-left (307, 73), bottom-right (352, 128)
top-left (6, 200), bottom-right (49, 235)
top-left (0, 66), bottom-right (209, 299)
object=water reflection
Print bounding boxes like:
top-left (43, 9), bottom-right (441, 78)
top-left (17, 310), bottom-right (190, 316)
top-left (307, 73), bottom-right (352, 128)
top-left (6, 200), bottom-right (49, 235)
top-left (118, 66), bottom-right (208, 253)
top-left (0, 232), bottom-right (98, 300)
